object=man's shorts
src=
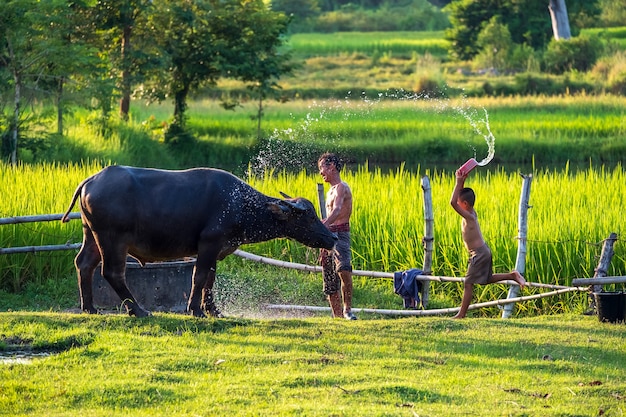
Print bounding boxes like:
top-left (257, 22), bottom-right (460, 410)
top-left (321, 229), bottom-right (352, 295)
top-left (465, 243), bottom-right (493, 285)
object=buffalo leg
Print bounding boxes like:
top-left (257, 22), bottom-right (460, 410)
top-left (75, 226), bottom-right (101, 314)
top-left (99, 239), bottom-right (151, 317)
top-left (202, 267), bottom-right (222, 318)
top-left (188, 245), bottom-right (220, 318)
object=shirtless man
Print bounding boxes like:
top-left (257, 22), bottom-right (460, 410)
top-left (450, 168), bottom-right (526, 319)
top-left (318, 152), bottom-right (356, 320)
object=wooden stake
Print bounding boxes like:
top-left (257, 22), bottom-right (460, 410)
top-left (502, 173), bottom-right (533, 318)
top-left (421, 175), bottom-right (434, 308)
top-left (317, 183), bottom-right (326, 219)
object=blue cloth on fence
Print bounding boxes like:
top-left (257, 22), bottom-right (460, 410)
top-left (393, 268), bottom-right (423, 309)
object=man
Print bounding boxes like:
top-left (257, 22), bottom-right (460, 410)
top-left (318, 152), bottom-right (356, 320)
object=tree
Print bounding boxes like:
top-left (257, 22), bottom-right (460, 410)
top-left (89, 0), bottom-right (154, 121)
top-left (142, 0), bottom-right (292, 139)
top-left (215, 1), bottom-right (293, 138)
top-left (37, 0), bottom-right (99, 135)
top-left (474, 17), bottom-right (513, 72)
top-left (0, 0), bottom-right (59, 163)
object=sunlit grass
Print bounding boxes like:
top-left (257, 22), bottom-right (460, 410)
top-left (0, 312), bottom-right (625, 416)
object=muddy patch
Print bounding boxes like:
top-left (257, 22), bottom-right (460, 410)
top-left (1, 336), bottom-right (59, 365)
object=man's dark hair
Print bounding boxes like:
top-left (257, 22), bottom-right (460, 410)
top-left (459, 187), bottom-right (476, 207)
top-left (318, 152), bottom-right (343, 171)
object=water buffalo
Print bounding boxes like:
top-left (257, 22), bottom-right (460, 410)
top-left (62, 165), bottom-right (336, 318)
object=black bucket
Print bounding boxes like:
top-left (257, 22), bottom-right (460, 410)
top-left (593, 292), bottom-right (626, 323)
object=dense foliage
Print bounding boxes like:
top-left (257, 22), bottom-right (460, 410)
top-left (271, 0), bottom-right (450, 32)
top-left (0, 0), bottom-right (292, 160)
top-left (444, 0), bottom-right (601, 60)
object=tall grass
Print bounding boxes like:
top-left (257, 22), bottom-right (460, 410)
top-left (184, 95), bottom-right (626, 170)
top-left (0, 162), bottom-right (101, 291)
top-left (2, 162), bottom-right (625, 315)
top-left (246, 164), bottom-right (626, 315)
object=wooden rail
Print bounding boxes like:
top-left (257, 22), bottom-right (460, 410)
top-left (0, 212), bottom-right (81, 254)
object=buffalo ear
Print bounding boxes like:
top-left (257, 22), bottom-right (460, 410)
top-left (279, 191), bottom-right (293, 199)
top-left (267, 201), bottom-right (289, 221)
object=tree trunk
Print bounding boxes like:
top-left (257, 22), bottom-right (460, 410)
top-left (257, 94), bottom-right (263, 139)
top-left (119, 24), bottom-right (132, 121)
top-left (10, 70), bottom-right (21, 165)
top-left (548, 0), bottom-right (571, 40)
top-left (173, 83), bottom-right (189, 128)
top-left (56, 77), bottom-right (64, 135)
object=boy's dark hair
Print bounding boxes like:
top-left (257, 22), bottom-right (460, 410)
top-left (318, 152), bottom-right (343, 171)
top-left (459, 187), bottom-right (476, 207)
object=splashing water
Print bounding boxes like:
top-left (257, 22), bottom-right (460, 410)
top-left (453, 105), bottom-right (496, 166)
top-left (249, 89), bottom-right (497, 173)
top-left (251, 94), bottom-right (380, 174)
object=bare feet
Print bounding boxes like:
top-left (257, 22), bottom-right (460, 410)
top-left (512, 271), bottom-right (526, 288)
top-left (452, 313), bottom-right (465, 319)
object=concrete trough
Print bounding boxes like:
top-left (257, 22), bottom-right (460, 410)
top-left (93, 258), bottom-right (196, 312)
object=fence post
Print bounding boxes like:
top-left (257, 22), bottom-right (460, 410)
top-left (587, 232), bottom-right (618, 312)
top-left (317, 183), bottom-right (327, 219)
top-left (421, 176), bottom-right (434, 308)
top-left (502, 173), bottom-right (533, 319)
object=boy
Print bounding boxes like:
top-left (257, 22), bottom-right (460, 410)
top-left (450, 168), bottom-right (526, 319)
top-left (318, 153), bottom-right (356, 320)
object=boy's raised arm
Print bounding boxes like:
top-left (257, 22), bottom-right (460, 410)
top-left (450, 169), bottom-right (471, 218)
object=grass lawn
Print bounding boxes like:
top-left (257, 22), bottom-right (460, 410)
top-left (1, 312), bottom-right (625, 416)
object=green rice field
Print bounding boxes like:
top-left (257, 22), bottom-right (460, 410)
top-left (161, 95), bottom-right (626, 171)
top-left (286, 31), bottom-right (450, 58)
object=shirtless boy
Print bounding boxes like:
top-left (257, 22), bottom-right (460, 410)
top-left (450, 168), bottom-right (526, 319)
top-left (318, 152), bottom-right (356, 320)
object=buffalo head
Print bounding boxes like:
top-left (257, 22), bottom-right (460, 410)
top-left (268, 197), bottom-right (336, 250)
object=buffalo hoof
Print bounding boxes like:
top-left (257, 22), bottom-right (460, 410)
top-left (190, 308), bottom-right (207, 318)
top-left (82, 307), bottom-right (99, 315)
top-left (204, 303), bottom-right (223, 318)
top-left (207, 308), bottom-right (223, 318)
top-left (124, 303), bottom-right (152, 317)
top-left (129, 307), bottom-right (152, 318)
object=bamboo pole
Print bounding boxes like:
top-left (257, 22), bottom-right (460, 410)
top-left (420, 175), bottom-right (434, 308)
top-left (502, 174), bottom-right (533, 319)
top-left (266, 286), bottom-right (583, 317)
top-left (316, 183), bottom-right (327, 219)
top-left (0, 212), bottom-right (81, 225)
top-left (572, 276), bottom-right (626, 286)
top-left (233, 250), bottom-right (575, 290)
top-left (0, 243), bottom-right (82, 255)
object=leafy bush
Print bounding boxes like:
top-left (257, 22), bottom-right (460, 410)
top-left (473, 17), bottom-right (513, 73)
top-left (543, 35), bottom-right (604, 74)
top-left (591, 50), bottom-right (626, 94)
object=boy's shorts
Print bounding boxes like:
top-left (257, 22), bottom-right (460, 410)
top-left (465, 243), bottom-right (493, 285)
top-left (320, 229), bottom-right (352, 295)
